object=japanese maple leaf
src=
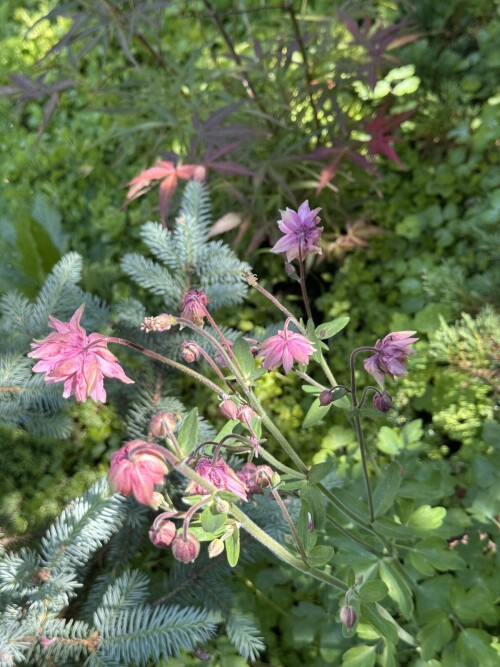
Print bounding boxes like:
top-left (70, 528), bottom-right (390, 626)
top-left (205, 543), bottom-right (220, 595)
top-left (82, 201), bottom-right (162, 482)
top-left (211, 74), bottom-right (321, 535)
top-left (364, 104), bottom-right (415, 166)
top-left (126, 161), bottom-right (206, 225)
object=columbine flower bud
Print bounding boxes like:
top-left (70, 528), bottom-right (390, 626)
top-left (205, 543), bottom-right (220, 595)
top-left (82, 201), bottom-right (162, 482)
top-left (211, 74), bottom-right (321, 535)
top-left (319, 389), bottom-right (334, 406)
top-left (180, 341), bottom-right (200, 363)
top-left (208, 538), bottom-right (225, 558)
top-left (215, 498), bottom-right (231, 514)
top-left (180, 290), bottom-right (209, 326)
top-left (219, 399), bottom-right (238, 420)
top-left (373, 391), bottom-right (393, 413)
top-left (149, 514), bottom-right (177, 549)
top-left (340, 605), bottom-right (357, 631)
top-left (141, 314), bottom-right (176, 333)
top-left (237, 405), bottom-right (255, 427)
top-left (171, 532), bottom-right (200, 563)
top-left (149, 411), bottom-right (178, 437)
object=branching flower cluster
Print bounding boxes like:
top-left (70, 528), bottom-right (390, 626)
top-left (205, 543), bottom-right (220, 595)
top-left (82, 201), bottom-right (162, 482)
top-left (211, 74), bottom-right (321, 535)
top-left (25, 198), bottom-right (418, 659)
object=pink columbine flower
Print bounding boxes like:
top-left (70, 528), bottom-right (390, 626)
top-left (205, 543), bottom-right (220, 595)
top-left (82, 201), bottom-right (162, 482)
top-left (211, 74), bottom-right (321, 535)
top-left (180, 289), bottom-right (209, 326)
top-left (186, 457), bottom-right (248, 502)
top-left (363, 331), bottom-right (418, 388)
top-left (108, 440), bottom-right (169, 507)
top-left (260, 319), bottom-right (315, 373)
top-left (28, 305), bottom-right (133, 403)
top-left (270, 200), bottom-right (323, 262)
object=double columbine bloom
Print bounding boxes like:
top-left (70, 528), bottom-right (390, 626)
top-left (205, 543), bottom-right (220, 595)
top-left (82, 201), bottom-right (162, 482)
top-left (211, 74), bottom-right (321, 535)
top-left (260, 318), bottom-right (315, 373)
top-left (270, 200), bottom-right (323, 262)
top-left (108, 440), bottom-right (169, 507)
top-left (28, 305), bottom-right (133, 402)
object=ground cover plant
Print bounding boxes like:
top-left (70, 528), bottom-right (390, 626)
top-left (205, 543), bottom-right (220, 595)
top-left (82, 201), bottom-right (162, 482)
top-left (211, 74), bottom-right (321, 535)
top-left (0, 0), bottom-right (499, 665)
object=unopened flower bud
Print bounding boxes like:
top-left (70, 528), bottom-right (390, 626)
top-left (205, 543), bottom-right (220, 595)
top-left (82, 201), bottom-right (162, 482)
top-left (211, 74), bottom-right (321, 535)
top-left (171, 532), bottom-right (200, 563)
top-left (237, 405), bottom-right (255, 427)
top-left (319, 389), bottom-right (334, 406)
top-left (149, 514), bottom-right (177, 549)
top-left (373, 391), bottom-right (393, 413)
top-left (180, 290), bottom-right (209, 327)
top-left (215, 498), bottom-right (230, 514)
top-left (150, 411), bottom-right (178, 438)
top-left (284, 262), bottom-right (299, 280)
top-left (150, 492), bottom-right (167, 511)
top-left (141, 314), bottom-right (176, 333)
top-left (208, 538), bottom-right (225, 558)
top-left (180, 341), bottom-right (200, 363)
top-left (340, 605), bottom-right (357, 630)
top-left (219, 399), bottom-right (238, 420)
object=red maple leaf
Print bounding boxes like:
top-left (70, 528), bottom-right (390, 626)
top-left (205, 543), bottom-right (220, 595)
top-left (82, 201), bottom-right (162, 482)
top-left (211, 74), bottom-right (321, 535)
top-left (364, 104), bottom-right (415, 166)
top-left (126, 161), bottom-right (206, 225)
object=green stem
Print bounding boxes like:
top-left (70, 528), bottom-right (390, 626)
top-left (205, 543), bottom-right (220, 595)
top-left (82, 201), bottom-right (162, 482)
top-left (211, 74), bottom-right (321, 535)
top-left (230, 505), bottom-right (347, 592)
top-left (159, 449), bottom-right (347, 593)
top-left (258, 445), bottom-right (306, 479)
top-left (325, 515), bottom-right (383, 556)
top-left (298, 248), bottom-right (313, 322)
top-left (349, 348), bottom-right (375, 523)
top-left (108, 337), bottom-right (224, 397)
top-left (268, 485), bottom-right (308, 562)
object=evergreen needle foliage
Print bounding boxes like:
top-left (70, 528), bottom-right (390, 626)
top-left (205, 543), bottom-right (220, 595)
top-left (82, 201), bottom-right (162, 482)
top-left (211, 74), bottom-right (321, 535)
top-left (0, 480), bottom-right (218, 667)
top-left (121, 181), bottom-right (250, 310)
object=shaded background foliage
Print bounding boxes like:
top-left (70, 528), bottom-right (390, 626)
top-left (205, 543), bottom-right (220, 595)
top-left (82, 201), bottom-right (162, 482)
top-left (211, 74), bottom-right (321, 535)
top-left (0, 0), bottom-right (499, 665)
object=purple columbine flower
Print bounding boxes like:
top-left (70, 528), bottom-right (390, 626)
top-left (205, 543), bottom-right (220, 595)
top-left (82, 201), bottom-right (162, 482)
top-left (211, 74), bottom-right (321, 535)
top-left (270, 200), bottom-right (323, 262)
top-left (260, 319), bottom-right (315, 373)
top-left (363, 331), bottom-right (418, 388)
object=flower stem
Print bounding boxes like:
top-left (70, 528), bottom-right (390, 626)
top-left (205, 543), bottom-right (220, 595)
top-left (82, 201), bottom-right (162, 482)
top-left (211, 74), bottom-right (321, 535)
top-left (159, 448), bottom-right (347, 593)
top-left (298, 249), bottom-right (313, 322)
top-left (349, 348), bottom-right (375, 523)
top-left (107, 337), bottom-right (224, 396)
top-left (230, 505), bottom-right (347, 593)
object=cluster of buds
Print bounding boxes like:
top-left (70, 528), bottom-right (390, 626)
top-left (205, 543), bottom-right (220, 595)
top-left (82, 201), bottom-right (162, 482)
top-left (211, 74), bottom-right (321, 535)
top-left (149, 512), bottom-right (200, 563)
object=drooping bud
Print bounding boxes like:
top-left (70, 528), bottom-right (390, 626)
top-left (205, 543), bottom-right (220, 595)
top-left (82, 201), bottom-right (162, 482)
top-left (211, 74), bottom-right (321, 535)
top-left (307, 512), bottom-right (314, 532)
top-left (141, 314), bottom-right (176, 333)
top-left (180, 341), bottom-right (201, 363)
top-left (149, 411), bottom-right (178, 438)
top-left (208, 538), bottom-right (225, 558)
top-left (171, 532), bottom-right (200, 563)
top-left (319, 389), bottom-right (334, 406)
top-left (149, 514), bottom-right (177, 549)
top-left (340, 605), bottom-right (357, 631)
top-left (180, 290), bottom-right (209, 327)
top-left (237, 405), bottom-right (255, 427)
top-left (219, 399), bottom-right (238, 420)
top-left (373, 391), bottom-right (393, 413)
